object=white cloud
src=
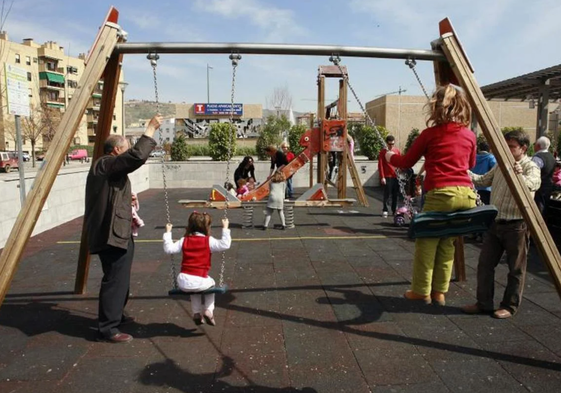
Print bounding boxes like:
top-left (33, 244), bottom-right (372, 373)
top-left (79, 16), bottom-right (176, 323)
top-left (194, 0), bottom-right (307, 42)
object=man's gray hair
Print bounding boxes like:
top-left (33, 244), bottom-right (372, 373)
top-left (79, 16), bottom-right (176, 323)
top-left (535, 136), bottom-right (551, 151)
top-left (104, 135), bottom-right (127, 154)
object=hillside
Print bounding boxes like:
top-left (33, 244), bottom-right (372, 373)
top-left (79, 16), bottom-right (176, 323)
top-left (125, 101), bottom-right (176, 126)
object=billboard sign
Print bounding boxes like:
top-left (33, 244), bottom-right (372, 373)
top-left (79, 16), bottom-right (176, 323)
top-left (5, 64), bottom-right (30, 117)
top-left (194, 103), bottom-right (243, 116)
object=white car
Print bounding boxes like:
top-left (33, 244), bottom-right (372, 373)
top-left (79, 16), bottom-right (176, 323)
top-left (150, 150), bottom-right (165, 158)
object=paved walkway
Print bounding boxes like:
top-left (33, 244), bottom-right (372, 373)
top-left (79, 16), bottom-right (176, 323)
top-left (1, 187), bottom-right (561, 393)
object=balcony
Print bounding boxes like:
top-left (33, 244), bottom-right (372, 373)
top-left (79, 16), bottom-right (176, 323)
top-left (38, 64), bottom-right (64, 74)
top-left (86, 113), bottom-right (99, 123)
top-left (39, 79), bottom-right (64, 90)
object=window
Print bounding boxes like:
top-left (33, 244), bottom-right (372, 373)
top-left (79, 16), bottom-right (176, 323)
top-left (28, 88), bottom-right (32, 97)
top-left (27, 72), bottom-right (32, 81)
top-left (113, 114), bottom-right (117, 120)
top-left (33, 57), bottom-right (38, 63)
top-left (113, 126), bottom-right (118, 133)
top-left (15, 54), bottom-right (20, 63)
top-left (26, 56), bottom-right (31, 65)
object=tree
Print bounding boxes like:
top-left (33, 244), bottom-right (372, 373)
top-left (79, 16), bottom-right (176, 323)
top-left (404, 128), bottom-right (420, 153)
top-left (208, 122), bottom-right (236, 161)
top-left (256, 115), bottom-right (287, 160)
top-left (170, 134), bottom-right (189, 161)
top-left (288, 124), bottom-right (307, 156)
top-left (266, 85), bottom-right (293, 112)
top-left (351, 124), bottom-right (389, 160)
top-left (3, 103), bottom-right (61, 167)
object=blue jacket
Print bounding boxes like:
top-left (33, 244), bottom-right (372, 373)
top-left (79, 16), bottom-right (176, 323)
top-left (472, 152), bottom-right (497, 191)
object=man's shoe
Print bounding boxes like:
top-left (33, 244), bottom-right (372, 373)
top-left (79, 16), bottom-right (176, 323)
top-left (493, 309), bottom-right (513, 319)
top-left (430, 291), bottom-right (446, 306)
top-left (262, 226), bottom-right (268, 231)
top-left (382, 211), bottom-right (388, 218)
top-left (404, 290), bottom-right (431, 304)
top-left (120, 316), bottom-right (135, 325)
top-left (461, 303), bottom-right (492, 315)
top-left (98, 332), bottom-right (133, 343)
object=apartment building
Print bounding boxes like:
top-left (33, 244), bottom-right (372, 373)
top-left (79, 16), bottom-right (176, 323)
top-left (0, 32), bottom-right (125, 154)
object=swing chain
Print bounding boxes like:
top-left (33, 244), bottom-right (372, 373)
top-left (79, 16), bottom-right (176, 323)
top-left (405, 57), bottom-right (429, 100)
top-left (218, 53), bottom-right (242, 288)
top-left (148, 52), bottom-right (178, 290)
top-left (329, 56), bottom-right (414, 216)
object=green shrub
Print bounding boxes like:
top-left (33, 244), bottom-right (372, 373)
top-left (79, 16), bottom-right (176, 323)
top-left (236, 146), bottom-right (257, 157)
top-left (187, 144), bottom-right (211, 157)
top-left (208, 123), bottom-right (236, 161)
top-left (352, 124), bottom-right (388, 160)
top-left (288, 124), bottom-right (307, 156)
top-left (170, 134), bottom-right (190, 161)
top-left (256, 115), bottom-right (287, 160)
top-left (404, 128), bottom-right (420, 153)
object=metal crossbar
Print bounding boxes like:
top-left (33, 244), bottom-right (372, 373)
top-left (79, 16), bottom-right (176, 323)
top-left (114, 42), bottom-right (446, 61)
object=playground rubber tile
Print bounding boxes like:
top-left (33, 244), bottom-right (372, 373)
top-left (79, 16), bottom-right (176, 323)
top-left (352, 339), bottom-right (417, 363)
top-left (457, 316), bottom-right (531, 344)
top-left (0, 344), bottom-right (87, 382)
top-left (0, 380), bottom-right (60, 393)
top-left (517, 324), bottom-right (561, 355)
top-left (59, 357), bottom-right (148, 393)
top-left (221, 325), bottom-right (285, 356)
top-left (289, 365), bottom-right (371, 393)
top-left (431, 358), bottom-right (529, 393)
top-left (216, 353), bottom-right (291, 389)
top-left (360, 355), bottom-right (436, 386)
top-left (369, 380), bottom-right (452, 393)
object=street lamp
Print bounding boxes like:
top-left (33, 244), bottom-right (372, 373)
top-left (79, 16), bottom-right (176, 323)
top-left (119, 81), bottom-right (129, 136)
top-left (206, 64), bottom-right (213, 103)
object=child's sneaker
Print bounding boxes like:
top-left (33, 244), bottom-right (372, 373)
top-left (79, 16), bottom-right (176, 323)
top-left (382, 211), bottom-right (388, 218)
top-left (203, 310), bottom-right (216, 326)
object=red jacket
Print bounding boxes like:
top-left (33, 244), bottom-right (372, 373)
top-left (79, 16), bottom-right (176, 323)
top-left (389, 122), bottom-right (476, 192)
top-left (378, 147), bottom-right (401, 179)
top-left (181, 236), bottom-right (211, 277)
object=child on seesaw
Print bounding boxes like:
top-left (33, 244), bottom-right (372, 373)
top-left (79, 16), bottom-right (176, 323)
top-left (163, 212), bottom-right (231, 326)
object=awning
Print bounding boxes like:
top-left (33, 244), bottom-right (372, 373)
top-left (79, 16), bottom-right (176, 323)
top-left (39, 72), bottom-right (65, 84)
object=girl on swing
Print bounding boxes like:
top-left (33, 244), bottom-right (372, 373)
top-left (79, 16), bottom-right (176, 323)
top-left (385, 84), bottom-right (476, 306)
top-left (163, 212), bottom-right (231, 325)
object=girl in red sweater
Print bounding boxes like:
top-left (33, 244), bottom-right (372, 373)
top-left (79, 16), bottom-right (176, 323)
top-left (386, 84), bottom-right (477, 306)
top-left (163, 212), bottom-right (231, 325)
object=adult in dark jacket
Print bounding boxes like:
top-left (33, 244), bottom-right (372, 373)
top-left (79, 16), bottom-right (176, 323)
top-left (532, 136), bottom-right (555, 216)
top-left (265, 145), bottom-right (288, 178)
top-left (85, 114), bottom-right (161, 343)
top-left (234, 156), bottom-right (256, 188)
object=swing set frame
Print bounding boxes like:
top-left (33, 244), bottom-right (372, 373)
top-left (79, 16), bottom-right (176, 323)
top-left (0, 7), bottom-right (560, 306)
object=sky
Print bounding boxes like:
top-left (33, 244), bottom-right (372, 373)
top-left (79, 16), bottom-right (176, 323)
top-left (4, 0), bottom-right (561, 113)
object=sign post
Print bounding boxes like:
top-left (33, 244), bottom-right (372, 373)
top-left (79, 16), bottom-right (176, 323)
top-left (5, 64), bottom-right (30, 205)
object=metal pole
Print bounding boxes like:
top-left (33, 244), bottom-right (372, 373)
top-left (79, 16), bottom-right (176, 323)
top-left (15, 115), bottom-right (26, 205)
top-left (206, 64), bottom-right (210, 103)
top-left (114, 42), bottom-right (445, 61)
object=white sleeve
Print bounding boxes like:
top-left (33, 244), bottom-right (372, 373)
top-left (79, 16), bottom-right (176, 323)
top-left (209, 229), bottom-right (232, 253)
top-left (163, 232), bottom-right (184, 254)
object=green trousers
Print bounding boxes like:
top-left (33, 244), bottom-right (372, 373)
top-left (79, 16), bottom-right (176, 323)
top-left (411, 186), bottom-right (476, 295)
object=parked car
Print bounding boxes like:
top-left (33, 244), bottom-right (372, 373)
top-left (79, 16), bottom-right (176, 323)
top-left (150, 150), bottom-right (165, 158)
top-left (68, 149), bottom-right (90, 162)
top-left (0, 151), bottom-right (19, 173)
top-left (22, 152), bottom-right (30, 162)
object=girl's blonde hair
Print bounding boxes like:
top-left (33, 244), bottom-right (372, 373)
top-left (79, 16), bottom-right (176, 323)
top-left (425, 84), bottom-right (471, 127)
top-left (185, 211), bottom-right (212, 236)
top-left (271, 171), bottom-right (286, 183)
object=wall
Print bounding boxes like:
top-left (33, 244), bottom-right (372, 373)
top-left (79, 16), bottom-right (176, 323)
top-left (0, 165), bottom-right (149, 249)
top-left (0, 158), bottom-right (421, 248)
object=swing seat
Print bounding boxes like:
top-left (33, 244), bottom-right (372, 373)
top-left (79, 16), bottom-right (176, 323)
top-left (168, 285), bottom-right (229, 296)
top-left (408, 205), bottom-right (498, 239)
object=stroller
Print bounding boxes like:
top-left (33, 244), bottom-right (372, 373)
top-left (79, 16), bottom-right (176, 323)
top-left (394, 169), bottom-right (423, 227)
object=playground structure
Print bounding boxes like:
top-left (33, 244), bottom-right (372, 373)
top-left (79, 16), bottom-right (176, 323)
top-left (0, 7), bottom-right (559, 305)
